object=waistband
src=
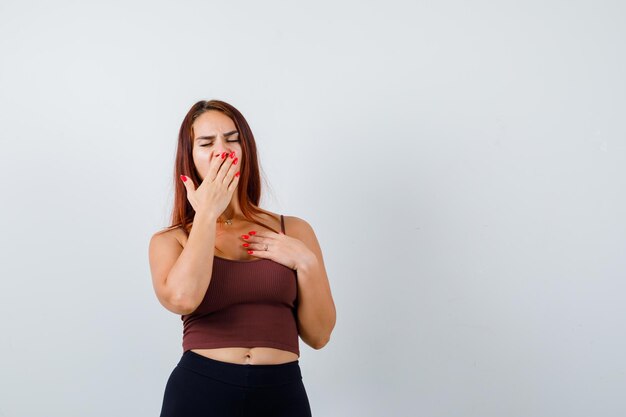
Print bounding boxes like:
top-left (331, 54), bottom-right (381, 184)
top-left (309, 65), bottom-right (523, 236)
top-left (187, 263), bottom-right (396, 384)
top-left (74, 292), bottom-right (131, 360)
top-left (176, 350), bottom-right (302, 388)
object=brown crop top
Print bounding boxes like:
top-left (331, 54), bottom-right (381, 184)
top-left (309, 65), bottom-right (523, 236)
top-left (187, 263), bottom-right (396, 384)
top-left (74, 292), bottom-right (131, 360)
top-left (180, 214), bottom-right (300, 356)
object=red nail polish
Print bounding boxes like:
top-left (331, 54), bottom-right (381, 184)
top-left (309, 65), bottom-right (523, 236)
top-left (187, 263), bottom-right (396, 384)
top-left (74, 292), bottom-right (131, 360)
top-left (249, 231), bottom-right (256, 235)
top-left (247, 250), bottom-right (254, 254)
top-left (230, 151), bottom-right (235, 158)
top-left (242, 234), bottom-right (249, 239)
top-left (180, 175), bottom-right (187, 182)
top-left (221, 152), bottom-right (227, 159)
top-left (233, 157), bottom-right (238, 165)
top-left (243, 243), bottom-right (249, 247)
top-left (235, 171), bottom-right (240, 177)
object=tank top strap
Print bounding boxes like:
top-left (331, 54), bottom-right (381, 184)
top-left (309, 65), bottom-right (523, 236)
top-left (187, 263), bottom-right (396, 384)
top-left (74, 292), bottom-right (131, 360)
top-left (280, 214), bottom-right (286, 234)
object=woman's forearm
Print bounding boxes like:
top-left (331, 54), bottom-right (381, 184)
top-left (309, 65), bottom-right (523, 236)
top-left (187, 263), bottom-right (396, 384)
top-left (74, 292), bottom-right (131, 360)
top-left (166, 212), bottom-right (217, 314)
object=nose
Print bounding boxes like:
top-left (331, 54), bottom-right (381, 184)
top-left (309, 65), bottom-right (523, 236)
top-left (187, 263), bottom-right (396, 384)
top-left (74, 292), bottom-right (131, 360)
top-left (212, 136), bottom-right (237, 157)
top-left (214, 147), bottom-right (236, 158)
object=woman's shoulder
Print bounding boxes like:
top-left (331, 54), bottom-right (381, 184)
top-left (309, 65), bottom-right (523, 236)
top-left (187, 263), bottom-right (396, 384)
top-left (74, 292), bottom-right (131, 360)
top-left (254, 210), bottom-right (312, 236)
top-left (151, 225), bottom-right (187, 247)
top-left (276, 213), bottom-right (316, 238)
top-left (280, 214), bottom-right (325, 264)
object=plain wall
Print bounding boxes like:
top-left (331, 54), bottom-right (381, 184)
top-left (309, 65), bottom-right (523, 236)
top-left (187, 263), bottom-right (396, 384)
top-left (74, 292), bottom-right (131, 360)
top-left (0, 0), bottom-right (625, 416)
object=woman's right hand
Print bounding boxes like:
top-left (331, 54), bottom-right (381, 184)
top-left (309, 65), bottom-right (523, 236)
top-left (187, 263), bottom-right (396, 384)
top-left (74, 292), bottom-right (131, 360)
top-left (180, 151), bottom-right (240, 218)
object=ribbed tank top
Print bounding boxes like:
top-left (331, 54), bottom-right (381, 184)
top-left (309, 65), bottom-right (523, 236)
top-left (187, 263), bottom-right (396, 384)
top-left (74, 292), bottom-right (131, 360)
top-left (180, 214), bottom-right (300, 356)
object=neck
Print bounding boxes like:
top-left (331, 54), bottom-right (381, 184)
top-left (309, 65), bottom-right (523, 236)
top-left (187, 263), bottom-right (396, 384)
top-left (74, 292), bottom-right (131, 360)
top-left (217, 207), bottom-right (241, 223)
top-left (218, 196), bottom-right (243, 223)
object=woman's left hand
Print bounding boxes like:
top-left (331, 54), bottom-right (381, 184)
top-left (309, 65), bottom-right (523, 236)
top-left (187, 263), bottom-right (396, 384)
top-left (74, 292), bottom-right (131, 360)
top-left (241, 229), bottom-right (315, 271)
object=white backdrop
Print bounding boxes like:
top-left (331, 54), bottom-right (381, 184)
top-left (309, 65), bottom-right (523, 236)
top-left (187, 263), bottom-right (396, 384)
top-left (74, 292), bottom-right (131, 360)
top-left (1, 1), bottom-right (625, 416)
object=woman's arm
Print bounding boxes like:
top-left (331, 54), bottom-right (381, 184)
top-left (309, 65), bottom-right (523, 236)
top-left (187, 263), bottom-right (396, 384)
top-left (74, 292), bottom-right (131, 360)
top-left (149, 212), bottom-right (218, 315)
top-left (291, 217), bottom-right (337, 349)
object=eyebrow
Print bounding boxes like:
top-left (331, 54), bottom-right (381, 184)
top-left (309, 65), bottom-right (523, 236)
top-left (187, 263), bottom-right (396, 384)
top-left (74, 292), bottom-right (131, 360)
top-left (195, 130), bottom-right (239, 141)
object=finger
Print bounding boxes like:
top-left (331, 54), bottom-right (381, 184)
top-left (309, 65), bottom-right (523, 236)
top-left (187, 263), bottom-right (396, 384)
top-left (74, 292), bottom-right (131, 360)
top-left (205, 150), bottom-right (228, 183)
top-left (179, 173), bottom-right (196, 207)
top-left (244, 232), bottom-right (277, 240)
top-left (247, 242), bottom-right (269, 251)
top-left (227, 166), bottom-right (240, 193)
top-left (223, 153), bottom-right (240, 186)
top-left (245, 248), bottom-right (268, 258)
top-left (215, 151), bottom-right (237, 183)
top-left (241, 234), bottom-right (257, 243)
top-left (180, 174), bottom-right (196, 193)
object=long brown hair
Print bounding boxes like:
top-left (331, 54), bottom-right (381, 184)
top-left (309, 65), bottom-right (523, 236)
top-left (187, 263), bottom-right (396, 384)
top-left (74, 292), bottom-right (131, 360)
top-left (157, 99), bottom-right (280, 236)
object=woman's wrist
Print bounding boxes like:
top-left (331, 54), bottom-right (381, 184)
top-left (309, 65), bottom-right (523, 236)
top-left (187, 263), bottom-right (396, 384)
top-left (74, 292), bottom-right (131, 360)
top-left (194, 210), bottom-right (219, 226)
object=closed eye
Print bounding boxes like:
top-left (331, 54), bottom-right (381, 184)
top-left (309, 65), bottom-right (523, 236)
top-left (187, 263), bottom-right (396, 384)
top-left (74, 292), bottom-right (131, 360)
top-left (200, 139), bottom-right (240, 147)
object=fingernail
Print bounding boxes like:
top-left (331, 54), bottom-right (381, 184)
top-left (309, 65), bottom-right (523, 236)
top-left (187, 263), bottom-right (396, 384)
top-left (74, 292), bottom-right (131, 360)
top-left (230, 151), bottom-right (235, 159)
top-left (180, 175), bottom-right (187, 182)
top-left (243, 243), bottom-right (249, 247)
top-left (249, 231), bottom-right (256, 235)
top-left (233, 157), bottom-right (238, 165)
top-left (247, 250), bottom-right (254, 254)
top-left (221, 152), bottom-right (227, 159)
top-left (235, 171), bottom-right (240, 177)
top-left (242, 234), bottom-right (249, 239)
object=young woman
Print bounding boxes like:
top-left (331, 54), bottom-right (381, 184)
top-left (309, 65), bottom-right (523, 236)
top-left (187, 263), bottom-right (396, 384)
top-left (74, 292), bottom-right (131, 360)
top-left (148, 99), bottom-right (336, 416)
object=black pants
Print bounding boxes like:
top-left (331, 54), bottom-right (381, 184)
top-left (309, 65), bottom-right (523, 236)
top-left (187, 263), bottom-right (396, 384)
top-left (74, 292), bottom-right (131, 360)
top-left (159, 350), bottom-right (313, 417)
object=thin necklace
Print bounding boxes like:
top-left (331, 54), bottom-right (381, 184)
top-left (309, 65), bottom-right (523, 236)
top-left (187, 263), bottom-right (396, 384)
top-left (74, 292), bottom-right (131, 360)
top-left (217, 214), bottom-right (234, 225)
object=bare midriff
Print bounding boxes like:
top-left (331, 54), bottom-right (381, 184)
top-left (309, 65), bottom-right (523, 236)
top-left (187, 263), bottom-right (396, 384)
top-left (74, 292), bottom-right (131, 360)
top-left (190, 347), bottom-right (299, 365)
